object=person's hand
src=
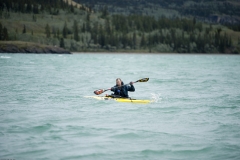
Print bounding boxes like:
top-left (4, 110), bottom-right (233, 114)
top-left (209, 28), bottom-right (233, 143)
top-left (130, 82), bottom-right (134, 85)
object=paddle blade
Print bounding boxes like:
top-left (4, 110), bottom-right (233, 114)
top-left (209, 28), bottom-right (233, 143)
top-left (136, 78), bottom-right (149, 83)
top-left (94, 89), bottom-right (104, 95)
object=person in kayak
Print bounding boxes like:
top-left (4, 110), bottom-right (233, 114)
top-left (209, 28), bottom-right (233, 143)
top-left (110, 78), bottom-right (135, 98)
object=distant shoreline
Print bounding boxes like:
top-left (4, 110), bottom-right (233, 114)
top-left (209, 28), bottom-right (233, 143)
top-left (71, 52), bottom-right (239, 55)
top-left (0, 41), bottom-right (71, 54)
top-left (0, 41), bottom-right (239, 55)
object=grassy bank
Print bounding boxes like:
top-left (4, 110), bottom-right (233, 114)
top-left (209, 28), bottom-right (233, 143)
top-left (0, 41), bottom-right (48, 49)
top-left (0, 41), bottom-right (71, 53)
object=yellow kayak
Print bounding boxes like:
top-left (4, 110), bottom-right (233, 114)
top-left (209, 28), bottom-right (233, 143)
top-left (85, 95), bottom-right (151, 104)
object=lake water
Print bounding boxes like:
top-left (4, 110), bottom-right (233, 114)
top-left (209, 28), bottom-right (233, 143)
top-left (0, 53), bottom-right (240, 160)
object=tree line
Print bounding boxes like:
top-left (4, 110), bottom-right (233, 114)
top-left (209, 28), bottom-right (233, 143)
top-left (0, 0), bottom-right (88, 14)
top-left (48, 13), bottom-right (233, 53)
top-left (75, 0), bottom-right (240, 17)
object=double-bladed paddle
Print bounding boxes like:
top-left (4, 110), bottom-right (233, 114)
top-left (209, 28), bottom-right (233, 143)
top-left (93, 78), bottom-right (149, 95)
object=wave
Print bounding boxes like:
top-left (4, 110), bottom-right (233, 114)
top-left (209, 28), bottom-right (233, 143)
top-left (31, 123), bottom-right (53, 133)
top-left (150, 93), bottom-right (162, 103)
top-left (110, 132), bottom-right (140, 139)
top-left (140, 146), bottom-right (213, 156)
top-left (0, 56), bottom-right (11, 59)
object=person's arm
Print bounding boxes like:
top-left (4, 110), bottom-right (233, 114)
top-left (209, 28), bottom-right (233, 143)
top-left (128, 82), bottom-right (135, 92)
top-left (111, 86), bottom-right (116, 92)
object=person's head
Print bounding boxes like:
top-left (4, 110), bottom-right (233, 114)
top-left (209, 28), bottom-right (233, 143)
top-left (116, 78), bottom-right (122, 86)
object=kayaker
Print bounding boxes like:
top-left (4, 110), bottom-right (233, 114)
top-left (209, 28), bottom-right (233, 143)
top-left (111, 78), bottom-right (135, 98)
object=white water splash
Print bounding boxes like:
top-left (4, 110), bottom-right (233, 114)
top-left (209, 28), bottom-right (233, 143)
top-left (150, 93), bottom-right (162, 103)
top-left (0, 56), bottom-right (11, 59)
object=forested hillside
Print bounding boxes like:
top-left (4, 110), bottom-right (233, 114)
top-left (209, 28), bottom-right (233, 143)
top-left (75, 0), bottom-right (240, 24)
top-left (1, 0), bottom-right (240, 53)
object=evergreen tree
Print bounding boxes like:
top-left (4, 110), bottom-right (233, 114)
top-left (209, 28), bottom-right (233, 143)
top-left (82, 23), bottom-right (86, 33)
top-left (32, 15), bottom-right (37, 22)
top-left (86, 22), bottom-right (91, 33)
top-left (52, 27), bottom-right (57, 38)
top-left (33, 4), bottom-right (39, 14)
top-left (228, 36), bottom-right (232, 47)
top-left (219, 36), bottom-right (226, 53)
top-left (210, 24), bottom-right (213, 31)
top-left (60, 38), bottom-right (65, 48)
top-left (133, 32), bottom-right (137, 49)
top-left (62, 22), bottom-right (68, 38)
top-left (193, 17), bottom-right (196, 26)
top-left (45, 23), bottom-right (51, 38)
top-left (87, 13), bottom-right (90, 22)
top-left (18, 2), bottom-right (25, 13)
top-left (70, 3), bottom-right (74, 13)
top-left (109, 34), bottom-right (117, 46)
top-left (22, 25), bottom-right (26, 34)
top-left (196, 34), bottom-right (204, 52)
top-left (105, 19), bottom-right (111, 35)
top-left (57, 29), bottom-right (60, 39)
top-left (26, 3), bottom-right (32, 13)
top-left (92, 33), bottom-right (98, 44)
top-left (182, 31), bottom-right (185, 39)
top-left (101, 6), bottom-right (109, 18)
top-left (100, 34), bottom-right (106, 47)
top-left (2, 27), bottom-right (8, 40)
top-left (73, 20), bottom-right (79, 41)
top-left (40, 4), bottom-right (44, 13)
top-left (140, 33), bottom-right (146, 48)
top-left (92, 22), bottom-right (99, 36)
top-left (187, 42), bottom-right (191, 53)
top-left (0, 22), bottom-right (2, 40)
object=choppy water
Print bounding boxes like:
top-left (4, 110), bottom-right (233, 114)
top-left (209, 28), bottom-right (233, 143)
top-left (0, 53), bottom-right (240, 160)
